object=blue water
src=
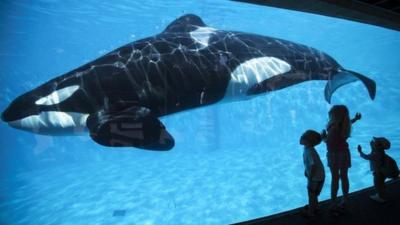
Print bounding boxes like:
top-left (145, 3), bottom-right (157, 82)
top-left (1, 0), bottom-right (400, 224)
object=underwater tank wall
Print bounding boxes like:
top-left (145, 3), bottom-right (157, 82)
top-left (0, 0), bottom-right (399, 224)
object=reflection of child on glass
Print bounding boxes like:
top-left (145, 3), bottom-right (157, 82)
top-left (358, 137), bottom-right (391, 203)
top-left (321, 105), bottom-right (361, 211)
top-left (300, 130), bottom-right (325, 219)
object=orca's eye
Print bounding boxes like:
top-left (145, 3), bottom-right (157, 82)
top-left (35, 85), bottom-right (80, 106)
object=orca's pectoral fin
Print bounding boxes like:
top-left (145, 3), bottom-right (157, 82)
top-left (86, 107), bottom-right (174, 151)
top-left (324, 69), bottom-right (376, 103)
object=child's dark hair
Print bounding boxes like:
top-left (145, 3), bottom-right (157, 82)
top-left (302, 130), bottom-right (322, 147)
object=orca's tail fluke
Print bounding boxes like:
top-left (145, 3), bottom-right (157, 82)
top-left (324, 69), bottom-right (376, 103)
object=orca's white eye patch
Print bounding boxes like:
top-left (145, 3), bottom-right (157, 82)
top-left (35, 85), bottom-right (80, 106)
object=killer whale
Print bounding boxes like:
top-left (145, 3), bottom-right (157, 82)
top-left (1, 14), bottom-right (376, 150)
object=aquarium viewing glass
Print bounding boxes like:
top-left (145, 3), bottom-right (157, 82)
top-left (0, 0), bottom-right (399, 224)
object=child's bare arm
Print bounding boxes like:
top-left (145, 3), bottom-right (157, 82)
top-left (351, 112), bottom-right (362, 124)
top-left (321, 130), bottom-right (327, 142)
top-left (358, 145), bottom-right (371, 160)
top-left (322, 125), bottom-right (338, 144)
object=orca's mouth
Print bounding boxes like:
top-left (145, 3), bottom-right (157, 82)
top-left (1, 106), bottom-right (23, 123)
top-left (1, 108), bottom-right (10, 122)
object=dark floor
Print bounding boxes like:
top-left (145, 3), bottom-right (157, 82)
top-left (234, 179), bottom-right (400, 225)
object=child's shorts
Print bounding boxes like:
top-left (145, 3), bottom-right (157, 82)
top-left (308, 179), bottom-right (324, 196)
top-left (327, 150), bottom-right (351, 169)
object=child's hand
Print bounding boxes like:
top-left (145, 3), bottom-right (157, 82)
top-left (354, 112), bottom-right (362, 121)
top-left (321, 129), bottom-right (327, 138)
top-left (357, 145), bottom-right (362, 153)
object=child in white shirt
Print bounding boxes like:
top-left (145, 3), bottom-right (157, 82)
top-left (300, 130), bottom-right (325, 218)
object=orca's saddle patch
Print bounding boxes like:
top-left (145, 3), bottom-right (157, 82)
top-left (87, 107), bottom-right (174, 150)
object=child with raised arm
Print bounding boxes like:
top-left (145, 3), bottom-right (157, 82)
top-left (321, 105), bottom-right (361, 211)
top-left (300, 130), bottom-right (325, 219)
top-left (358, 137), bottom-right (392, 203)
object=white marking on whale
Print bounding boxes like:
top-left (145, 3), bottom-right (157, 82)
top-left (35, 85), bottom-right (80, 106)
top-left (190, 27), bottom-right (216, 49)
top-left (223, 56), bottom-right (292, 101)
top-left (9, 111), bottom-right (89, 134)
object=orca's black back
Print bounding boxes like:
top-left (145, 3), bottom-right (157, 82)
top-left (61, 29), bottom-right (341, 117)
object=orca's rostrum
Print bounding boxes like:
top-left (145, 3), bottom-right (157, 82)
top-left (1, 14), bottom-right (376, 150)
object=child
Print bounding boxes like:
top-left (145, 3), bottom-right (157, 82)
top-left (300, 130), bottom-right (325, 218)
top-left (321, 105), bottom-right (361, 210)
top-left (357, 137), bottom-right (391, 203)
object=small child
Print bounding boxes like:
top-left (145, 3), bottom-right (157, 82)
top-left (357, 137), bottom-right (391, 203)
top-left (300, 130), bottom-right (325, 218)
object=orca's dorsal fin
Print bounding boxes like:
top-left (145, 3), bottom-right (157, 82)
top-left (163, 14), bottom-right (207, 33)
